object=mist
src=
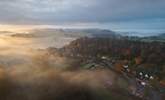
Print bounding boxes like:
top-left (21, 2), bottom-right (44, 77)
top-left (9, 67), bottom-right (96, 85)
top-left (0, 51), bottom-right (135, 100)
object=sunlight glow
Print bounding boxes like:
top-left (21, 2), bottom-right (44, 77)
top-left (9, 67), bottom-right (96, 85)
top-left (0, 25), bottom-right (33, 33)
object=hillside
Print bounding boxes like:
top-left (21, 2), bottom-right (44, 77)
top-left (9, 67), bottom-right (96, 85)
top-left (60, 37), bottom-right (165, 81)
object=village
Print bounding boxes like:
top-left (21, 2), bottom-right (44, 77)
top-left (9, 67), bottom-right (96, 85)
top-left (76, 55), bottom-right (165, 100)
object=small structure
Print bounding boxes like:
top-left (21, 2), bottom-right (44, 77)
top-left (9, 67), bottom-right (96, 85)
top-left (150, 76), bottom-right (154, 80)
top-left (123, 65), bottom-right (130, 72)
top-left (141, 81), bottom-right (146, 86)
top-left (139, 72), bottom-right (143, 76)
top-left (145, 74), bottom-right (149, 79)
top-left (101, 56), bottom-right (108, 60)
top-left (123, 65), bottom-right (129, 68)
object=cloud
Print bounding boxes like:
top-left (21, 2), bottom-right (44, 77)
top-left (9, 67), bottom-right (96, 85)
top-left (0, 0), bottom-right (165, 25)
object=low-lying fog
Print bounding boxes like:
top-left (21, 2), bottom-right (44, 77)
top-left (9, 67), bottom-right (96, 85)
top-left (0, 29), bottom-right (139, 100)
top-left (0, 29), bottom-right (77, 67)
top-left (0, 29), bottom-right (76, 49)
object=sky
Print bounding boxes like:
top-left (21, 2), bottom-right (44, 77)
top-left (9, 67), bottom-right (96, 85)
top-left (0, 0), bottom-right (165, 33)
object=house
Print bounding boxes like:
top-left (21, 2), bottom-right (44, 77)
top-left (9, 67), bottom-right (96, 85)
top-left (101, 56), bottom-right (108, 60)
top-left (149, 76), bottom-right (154, 80)
top-left (123, 65), bottom-right (129, 68)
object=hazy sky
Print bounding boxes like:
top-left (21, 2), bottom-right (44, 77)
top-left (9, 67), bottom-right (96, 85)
top-left (0, 0), bottom-right (165, 32)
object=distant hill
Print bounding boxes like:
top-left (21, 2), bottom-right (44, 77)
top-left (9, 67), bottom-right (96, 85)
top-left (125, 33), bottom-right (165, 42)
top-left (0, 31), bottom-right (13, 34)
top-left (65, 28), bottom-right (119, 38)
top-left (10, 28), bottom-right (120, 38)
top-left (158, 33), bottom-right (165, 37)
